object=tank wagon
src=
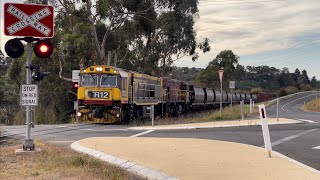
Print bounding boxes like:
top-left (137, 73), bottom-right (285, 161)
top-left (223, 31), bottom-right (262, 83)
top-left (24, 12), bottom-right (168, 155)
top-left (77, 65), bottom-right (266, 123)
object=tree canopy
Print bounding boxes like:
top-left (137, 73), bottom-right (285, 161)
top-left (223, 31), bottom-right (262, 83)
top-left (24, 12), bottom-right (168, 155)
top-left (194, 50), bottom-right (318, 93)
top-left (0, 0), bottom-right (210, 124)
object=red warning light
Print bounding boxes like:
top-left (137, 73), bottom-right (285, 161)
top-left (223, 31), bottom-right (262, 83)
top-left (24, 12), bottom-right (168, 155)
top-left (34, 40), bottom-right (53, 58)
top-left (40, 45), bottom-right (49, 53)
top-left (73, 82), bottom-right (79, 90)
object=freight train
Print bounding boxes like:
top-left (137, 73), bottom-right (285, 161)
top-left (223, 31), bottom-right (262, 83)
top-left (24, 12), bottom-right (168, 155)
top-left (76, 65), bottom-right (270, 123)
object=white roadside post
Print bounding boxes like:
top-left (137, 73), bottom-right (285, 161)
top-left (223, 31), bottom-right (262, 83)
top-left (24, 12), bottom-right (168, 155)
top-left (151, 105), bottom-right (155, 127)
top-left (218, 68), bottom-right (224, 117)
top-left (240, 100), bottom-right (244, 120)
top-left (277, 98), bottom-right (279, 121)
top-left (229, 81), bottom-right (235, 108)
top-left (258, 104), bottom-right (272, 157)
top-left (250, 99), bottom-right (253, 114)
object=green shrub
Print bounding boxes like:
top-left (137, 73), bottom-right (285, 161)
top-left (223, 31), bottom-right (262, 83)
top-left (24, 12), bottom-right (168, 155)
top-left (72, 156), bottom-right (87, 167)
top-left (285, 86), bottom-right (299, 94)
top-left (250, 87), bottom-right (263, 94)
top-left (302, 84), bottom-right (312, 91)
top-left (278, 88), bottom-right (287, 97)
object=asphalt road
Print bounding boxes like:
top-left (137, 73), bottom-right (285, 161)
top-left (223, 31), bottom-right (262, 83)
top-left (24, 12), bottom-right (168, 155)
top-left (1, 91), bottom-right (320, 170)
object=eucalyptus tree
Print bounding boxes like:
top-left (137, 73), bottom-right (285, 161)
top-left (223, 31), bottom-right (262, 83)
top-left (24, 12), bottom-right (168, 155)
top-left (79, 0), bottom-right (209, 75)
top-left (278, 67), bottom-right (295, 87)
top-left (197, 50), bottom-right (239, 88)
top-left (301, 70), bottom-right (310, 84)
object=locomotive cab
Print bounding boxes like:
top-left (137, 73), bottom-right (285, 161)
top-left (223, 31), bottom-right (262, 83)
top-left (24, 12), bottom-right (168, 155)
top-left (77, 65), bottom-right (129, 123)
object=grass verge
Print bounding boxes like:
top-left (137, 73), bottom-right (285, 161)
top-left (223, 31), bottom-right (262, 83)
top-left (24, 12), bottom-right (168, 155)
top-left (300, 98), bottom-right (320, 112)
top-left (0, 140), bottom-right (143, 180)
top-left (130, 103), bottom-right (260, 126)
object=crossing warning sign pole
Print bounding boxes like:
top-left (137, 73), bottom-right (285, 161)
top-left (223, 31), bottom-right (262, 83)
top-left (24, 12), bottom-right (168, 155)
top-left (4, 3), bottom-right (54, 151)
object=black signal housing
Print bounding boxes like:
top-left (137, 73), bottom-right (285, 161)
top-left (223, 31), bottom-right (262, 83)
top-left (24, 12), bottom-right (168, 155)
top-left (5, 38), bottom-right (24, 58)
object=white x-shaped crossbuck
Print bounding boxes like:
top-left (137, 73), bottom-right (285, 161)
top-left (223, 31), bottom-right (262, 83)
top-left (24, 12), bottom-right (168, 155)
top-left (6, 4), bottom-right (52, 36)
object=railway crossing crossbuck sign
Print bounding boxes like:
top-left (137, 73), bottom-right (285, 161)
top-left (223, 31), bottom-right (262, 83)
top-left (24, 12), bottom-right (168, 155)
top-left (4, 3), bottom-right (54, 38)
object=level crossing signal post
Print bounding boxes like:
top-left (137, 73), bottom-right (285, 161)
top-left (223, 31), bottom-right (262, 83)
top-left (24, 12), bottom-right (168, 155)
top-left (4, 3), bottom-right (54, 151)
top-left (13, 37), bottom-right (52, 151)
top-left (6, 37), bottom-right (53, 151)
top-left (72, 70), bottom-right (80, 123)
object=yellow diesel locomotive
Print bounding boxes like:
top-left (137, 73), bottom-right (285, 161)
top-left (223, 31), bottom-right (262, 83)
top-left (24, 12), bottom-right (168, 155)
top-left (76, 65), bottom-right (261, 123)
top-left (77, 65), bottom-right (163, 123)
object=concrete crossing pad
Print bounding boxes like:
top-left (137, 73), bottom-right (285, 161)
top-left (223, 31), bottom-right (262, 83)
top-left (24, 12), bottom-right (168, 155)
top-left (73, 137), bottom-right (320, 180)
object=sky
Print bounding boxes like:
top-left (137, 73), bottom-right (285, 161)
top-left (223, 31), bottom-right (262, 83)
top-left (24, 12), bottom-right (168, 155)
top-left (1, 0), bottom-right (320, 78)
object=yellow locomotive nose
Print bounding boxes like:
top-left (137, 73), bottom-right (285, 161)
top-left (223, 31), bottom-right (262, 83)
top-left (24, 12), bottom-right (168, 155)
top-left (78, 87), bottom-right (122, 105)
top-left (77, 65), bottom-right (128, 123)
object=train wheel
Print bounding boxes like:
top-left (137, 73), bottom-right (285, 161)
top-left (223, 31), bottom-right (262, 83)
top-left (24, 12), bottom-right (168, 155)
top-left (121, 107), bottom-right (130, 124)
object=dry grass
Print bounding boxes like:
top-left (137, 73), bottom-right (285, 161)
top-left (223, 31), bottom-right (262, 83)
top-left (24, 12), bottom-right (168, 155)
top-left (208, 104), bottom-right (260, 121)
top-left (0, 141), bottom-right (143, 180)
top-left (131, 103), bottom-right (260, 126)
top-left (300, 98), bottom-right (320, 112)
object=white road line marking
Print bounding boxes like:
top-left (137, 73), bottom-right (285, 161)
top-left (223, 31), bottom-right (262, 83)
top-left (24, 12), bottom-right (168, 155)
top-left (49, 140), bottom-right (75, 143)
top-left (271, 129), bottom-right (318, 147)
top-left (57, 125), bottom-right (67, 128)
top-left (281, 93), bottom-right (318, 111)
top-left (81, 128), bottom-right (128, 132)
top-left (65, 127), bottom-right (128, 132)
top-left (312, 146), bottom-right (320, 149)
top-left (130, 130), bottom-right (155, 137)
top-left (295, 119), bottom-right (318, 124)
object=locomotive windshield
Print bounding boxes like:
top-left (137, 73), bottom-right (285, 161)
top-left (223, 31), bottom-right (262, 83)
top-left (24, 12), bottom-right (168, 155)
top-left (81, 74), bottom-right (97, 86)
top-left (101, 75), bottom-right (117, 87)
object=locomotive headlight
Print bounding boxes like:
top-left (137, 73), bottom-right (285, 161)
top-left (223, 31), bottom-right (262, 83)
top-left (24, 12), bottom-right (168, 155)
top-left (96, 67), bottom-right (103, 71)
top-left (114, 70), bottom-right (117, 74)
top-left (116, 114), bottom-right (120, 118)
top-left (77, 112), bottom-right (82, 117)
